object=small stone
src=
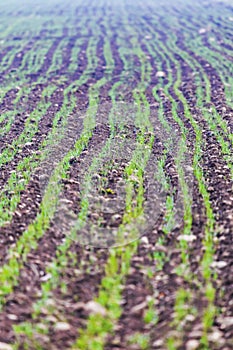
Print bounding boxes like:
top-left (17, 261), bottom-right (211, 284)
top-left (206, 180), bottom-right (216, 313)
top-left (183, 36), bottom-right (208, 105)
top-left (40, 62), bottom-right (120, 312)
top-left (72, 302), bottom-right (86, 310)
top-left (140, 236), bottom-right (149, 245)
top-left (186, 339), bottom-right (199, 350)
top-left (7, 314), bottom-right (18, 321)
top-left (189, 330), bottom-right (203, 338)
top-left (130, 300), bottom-right (148, 314)
top-left (156, 71), bottom-right (166, 78)
top-left (111, 214), bottom-right (122, 222)
top-left (0, 343), bottom-right (13, 350)
top-left (85, 301), bottom-right (107, 316)
top-left (199, 28), bottom-right (207, 34)
top-left (154, 244), bottom-right (167, 252)
top-left (54, 322), bottom-right (71, 332)
top-left (40, 273), bottom-right (52, 282)
top-left (91, 212), bottom-right (100, 220)
top-left (211, 261), bottom-right (227, 269)
top-left (185, 314), bottom-right (196, 322)
top-left (222, 107), bottom-right (227, 113)
top-left (152, 339), bottom-right (164, 347)
top-left (177, 234), bottom-right (196, 242)
top-left (46, 315), bottom-right (58, 323)
top-left (59, 198), bottom-right (73, 205)
top-left (220, 317), bottom-right (233, 328)
top-left (129, 174), bottom-right (140, 183)
top-left (208, 330), bottom-right (223, 343)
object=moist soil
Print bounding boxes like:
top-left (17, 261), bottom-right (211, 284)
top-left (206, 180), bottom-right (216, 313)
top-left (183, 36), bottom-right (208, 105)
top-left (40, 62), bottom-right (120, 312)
top-left (0, 4), bottom-right (233, 350)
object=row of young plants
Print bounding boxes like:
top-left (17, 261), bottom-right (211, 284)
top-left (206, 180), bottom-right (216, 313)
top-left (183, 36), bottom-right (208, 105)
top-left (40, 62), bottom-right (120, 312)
top-left (159, 5), bottom-right (233, 347)
top-left (0, 8), bottom-right (105, 298)
top-left (176, 11), bottom-right (233, 176)
top-left (139, 7), bottom-right (220, 347)
top-left (0, 6), bottom-right (93, 227)
top-left (162, 32), bottom-right (216, 350)
top-left (68, 3), bottom-right (186, 347)
top-left (61, 2), bottom-right (218, 347)
top-left (0, 1), bottom-right (88, 105)
top-left (139, 15), bottom-right (202, 349)
top-left (133, 16), bottom-right (198, 349)
top-left (71, 21), bottom-right (156, 350)
top-left (10, 5), bottom-right (157, 348)
top-left (176, 5), bottom-right (233, 113)
top-left (0, 84), bottom-right (57, 226)
top-left (173, 7), bottom-right (233, 348)
top-left (172, 33), bottom-right (233, 177)
top-left (11, 12), bottom-right (129, 346)
top-left (6, 11), bottom-right (131, 348)
top-left (0, 0), bottom-right (231, 348)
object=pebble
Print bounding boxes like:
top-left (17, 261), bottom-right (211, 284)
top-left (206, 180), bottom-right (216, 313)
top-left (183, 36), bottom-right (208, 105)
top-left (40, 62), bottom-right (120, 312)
top-left (140, 236), bottom-right (149, 245)
top-left (185, 165), bottom-right (194, 172)
top-left (186, 339), bottom-right (199, 350)
top-left (156, 71), bottom-right (166, 78)
top-left (46, 315), bottom-right (58, 323)
top-left (177, 234), bottom-right (196, 242)
top-left (210, 261), bottom-right (227, 269)
top-left (54, 322), bottom-right (71, 332)
top-left (112, 213), bottom-right (122, 220)
top-left (7, 314), bottom-right (18, 321)
top-left (189, 330), bottom-right (203, 338)
top-left (91, 212), bottom-right (100, 220)
top-left (208, 329), bottom-right (223, 343)
top-left (185, 314), bottom-right (196, 322)
top-left (152, 339), bottom-right (164, 347)
top-left (0, 343), bottom-right (13, 350)
top-left (199, 28), bottom-right (207, 34)
top-left (130, 300), bottom-right (148, 314)
top-left (40, 273), bottom-right (52, 282)
top-left (85, 301), bottom-right (107, 316)
top-left (219, 316), bottom-right (233, 329)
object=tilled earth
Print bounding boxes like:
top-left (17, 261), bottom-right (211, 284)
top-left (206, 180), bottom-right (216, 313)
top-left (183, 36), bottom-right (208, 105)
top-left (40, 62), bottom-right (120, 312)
top-left (0, 0), bottom-right (232, 349)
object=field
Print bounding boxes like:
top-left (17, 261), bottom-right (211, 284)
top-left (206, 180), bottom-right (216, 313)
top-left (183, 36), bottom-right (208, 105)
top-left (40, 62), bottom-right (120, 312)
top-left (0, 0), bottom-right (232, 349)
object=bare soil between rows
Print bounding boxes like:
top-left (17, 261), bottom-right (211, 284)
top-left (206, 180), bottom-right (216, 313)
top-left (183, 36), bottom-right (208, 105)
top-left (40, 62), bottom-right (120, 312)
top-left (0, 4), bottom-right (233, 350)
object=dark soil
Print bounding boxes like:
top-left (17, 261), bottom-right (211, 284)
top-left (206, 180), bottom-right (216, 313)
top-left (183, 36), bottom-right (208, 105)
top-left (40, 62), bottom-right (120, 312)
top-left (0, 1), bottom-right (232, 350)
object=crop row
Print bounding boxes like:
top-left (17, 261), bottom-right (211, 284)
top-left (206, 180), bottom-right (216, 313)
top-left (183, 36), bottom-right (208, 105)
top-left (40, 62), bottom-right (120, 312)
top-left (0, 0), bottom-right (232, 349)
